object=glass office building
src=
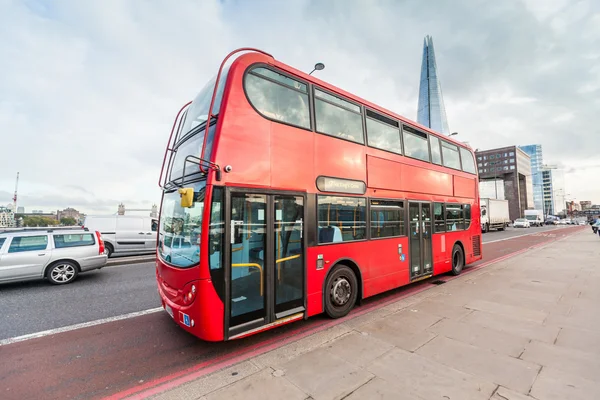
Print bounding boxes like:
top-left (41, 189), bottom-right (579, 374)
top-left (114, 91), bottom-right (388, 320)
top-left (417, 36), bottom-right (450, 135)
top-left (519, 144), bottom-right (544, 212)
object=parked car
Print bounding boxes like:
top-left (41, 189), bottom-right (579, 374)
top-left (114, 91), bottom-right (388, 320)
top-left (0, 228), bottom-right (107, 285)
top-left (513, 218), bottom-right (530, 228)
top-left (578, 221), bottom-right (586, 226)
top-left (82, 215), bottom-right (158, 257)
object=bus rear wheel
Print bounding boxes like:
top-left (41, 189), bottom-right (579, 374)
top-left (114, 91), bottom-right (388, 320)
top-left (324, 265), bottom-right (358, 319)
top-left (450, 244), bottom-right (464, 276)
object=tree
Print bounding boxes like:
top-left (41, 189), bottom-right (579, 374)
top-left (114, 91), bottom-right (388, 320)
top-left (22, 216), bottom-right (59, 227)
top-left (60, 217), bottom-right (77, 226)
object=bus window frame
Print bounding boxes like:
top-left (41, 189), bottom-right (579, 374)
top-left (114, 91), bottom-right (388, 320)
top-left (368, 198), bottom-right (407, 240)
top-left (242, 63), bottom-right (313, 133)
top-left (316, 194), bottom-right (368, 245)
top-left (312, 86), bottom-right (366, 146)
top-left (364, 108), bottom-right (403, 156)
top-left (401, 124), bottom-right (431, 163)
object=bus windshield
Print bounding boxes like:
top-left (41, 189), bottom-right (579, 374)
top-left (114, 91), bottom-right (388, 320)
top-left (158, 181), bottom-right (206, 268)
top-left (179, 66), bottom-right (230, 138)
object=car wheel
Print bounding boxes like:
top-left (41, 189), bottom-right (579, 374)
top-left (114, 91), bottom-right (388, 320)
top-left (47, 261), bottom-right (79, 285)
top-left (451, 244), bottom-right (464, 276)
top-left (104, 243), bottom-right (114, 258)
top-left (324, 265), bottom-right (358, 319)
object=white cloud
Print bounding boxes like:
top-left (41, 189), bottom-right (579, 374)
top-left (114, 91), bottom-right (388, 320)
top-left (0, 0), bottom-right (599, 213)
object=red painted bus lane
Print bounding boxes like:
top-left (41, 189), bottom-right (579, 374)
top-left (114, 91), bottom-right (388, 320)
top-left (0, 226), bottom-right (583, 400)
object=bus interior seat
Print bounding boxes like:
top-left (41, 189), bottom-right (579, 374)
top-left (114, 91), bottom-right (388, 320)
top-left (318, 226), bottom-right (343, 243)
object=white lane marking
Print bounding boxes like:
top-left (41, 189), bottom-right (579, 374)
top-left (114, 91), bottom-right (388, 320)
top-left (0, 307), bottom-right (163, 347)
top-left (483, 227), bottom-right (572, 244)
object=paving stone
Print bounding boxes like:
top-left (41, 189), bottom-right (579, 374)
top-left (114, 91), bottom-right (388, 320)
top-left (324, 331), bottom-right (393, 367)
top-left (358, 319), bottom-right (438, 352)
top-left (280, 347), bottom-right (374, 400)
top-left (409, 297), bottom-right (473, 320)
top-left (460, 310), bottom-right (560, 343)
top-left (520, 340), bottom-right (600, 382)
top-left (555, 326), bottom-right (600, 353)
top-left (427, 318), bottom-right (529, 357)
top-left (367, 347), bottom-right (496, 400)
top-left (464, 299), bottom-right (548, 323)
top-left (151, 361), bottom-right (260, 400)
top-left (203, 368), bottom-right (307, 400)
top-left (416, 336), bottom-right (540, 394)
top-left (530, 366), bottom-right (600, 400)
top-left (343, 377), bottom-right (426, 400)
top-left (510, 280), bottom-right (568, 296)
top-left (491, 386), bottom-right (537, 400)
top-left (251, 323), bottom-right (351, 369)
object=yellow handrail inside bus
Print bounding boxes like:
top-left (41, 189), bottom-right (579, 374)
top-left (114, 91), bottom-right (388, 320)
top-left (232, 246), bottom-right (243, 252)
top-left (231, 263), bottom-right (263, 296)
top-left (275, 254), bottom-right (301, 282)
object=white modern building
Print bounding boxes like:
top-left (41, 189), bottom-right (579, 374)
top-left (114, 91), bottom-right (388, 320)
top-left (542, 165), bottom-right (566, 216)
top-left (0, 206), bottom-right (16, 228)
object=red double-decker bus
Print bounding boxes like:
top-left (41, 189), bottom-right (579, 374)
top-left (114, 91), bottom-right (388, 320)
top-left (156, 48), bottom-right (482, 341)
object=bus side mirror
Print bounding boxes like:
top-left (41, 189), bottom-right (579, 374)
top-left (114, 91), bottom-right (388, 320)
top-left (179, 188), bottom-right (194, 208)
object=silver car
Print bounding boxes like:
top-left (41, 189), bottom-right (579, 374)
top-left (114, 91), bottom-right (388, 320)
top-left (0, 228), bottom-right (108, 285)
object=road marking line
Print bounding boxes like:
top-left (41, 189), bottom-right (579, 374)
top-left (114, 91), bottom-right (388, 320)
top-left (0, 307), bottom-right (163, 347)
top-left (484, 227), bottom-right (570, 244)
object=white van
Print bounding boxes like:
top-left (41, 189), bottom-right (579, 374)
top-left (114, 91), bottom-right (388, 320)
top-left (83, 215), bottom-right (158, 257)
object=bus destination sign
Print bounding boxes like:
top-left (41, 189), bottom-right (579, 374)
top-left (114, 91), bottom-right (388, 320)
top-left (316, 176), bottom-right (366, 195)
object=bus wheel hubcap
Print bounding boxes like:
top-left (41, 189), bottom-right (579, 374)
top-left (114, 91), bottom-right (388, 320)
top-left (331, 278), bottom-right (351, 306)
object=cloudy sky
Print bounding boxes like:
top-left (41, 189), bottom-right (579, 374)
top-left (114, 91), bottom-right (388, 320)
top-left (1, 0), bottom-right (599, 214)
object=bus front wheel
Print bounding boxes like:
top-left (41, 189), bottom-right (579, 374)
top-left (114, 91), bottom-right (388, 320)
top-left (324, 265), bottom-right (358, 319)
top-left (450, 244), bottom-right (464, 276)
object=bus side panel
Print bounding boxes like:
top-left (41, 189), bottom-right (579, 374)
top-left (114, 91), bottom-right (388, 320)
top-left (432, 233), bottom-right (452, 275)
top-left (453, 175), bottom-right (476, 198)
top-left (363, 236), bottom-right (410, 297)
top-left (305, 243), bottom-right (370, 317)
top-left (367, 155), bottom-right (453, 196)
top-left (315, 134), bottom-right (366, 183)
top-left (214, 59), bottom-right (271, 187)
top-left (196, 279), bottom-right (225, 341)
top-left (270, 122), bottom-right (315, 190)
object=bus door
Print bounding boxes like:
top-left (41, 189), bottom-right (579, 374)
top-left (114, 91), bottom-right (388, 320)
top-left (408, 202), bottom-right (433, 280)
top-left (226, 190), bottom-right (305, 338)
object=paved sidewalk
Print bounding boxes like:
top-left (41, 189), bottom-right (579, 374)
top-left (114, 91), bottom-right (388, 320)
top-left (152, 230), bottom-right (600, 400)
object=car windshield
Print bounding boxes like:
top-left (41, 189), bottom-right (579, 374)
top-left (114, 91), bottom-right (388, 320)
top-left (525, 215), bottom-right (536, 220)
top-left (516, 219), bottom-right (526, 222)
top-left (158, 181), bottom-right (206, 268)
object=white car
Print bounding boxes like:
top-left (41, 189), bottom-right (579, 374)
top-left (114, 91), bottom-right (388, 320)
top-left (579, 221), bottom-right (586, 225)
top-left (514, 218), bottom-right (530, 228)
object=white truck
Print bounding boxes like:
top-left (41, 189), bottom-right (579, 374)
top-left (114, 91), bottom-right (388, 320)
top-left (524, 209), bottom-right (544, 227)
top-left (480, 198), bottom-right (510, 233)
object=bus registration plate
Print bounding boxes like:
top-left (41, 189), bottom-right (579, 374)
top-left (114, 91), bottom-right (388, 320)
top-left (165, 304), bottom-right (174, 319)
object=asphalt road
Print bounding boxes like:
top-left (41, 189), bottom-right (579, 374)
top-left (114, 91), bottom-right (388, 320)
top-left (0, 225), bottom-right (585, 400)
top-left (0, 262), bottom-right (160, 340)
top-left (0, 224), bottom-right (576, 341)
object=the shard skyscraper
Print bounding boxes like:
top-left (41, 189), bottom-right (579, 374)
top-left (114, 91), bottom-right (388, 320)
top-left (417, 36), bottom-right (450, 135)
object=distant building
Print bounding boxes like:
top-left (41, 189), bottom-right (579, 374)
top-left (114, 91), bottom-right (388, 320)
top-left (542, 165), bottom-right (566, 216)
top-left (417, 35), bottom-right (450, 135)
top-left (567, 201), bottom-right (581, 213)
top-left (57, 207), bottom-right (82, 223)
top-left (518, 144), bottom-right (544, 211)
top-left (17, 206), bottom-right (24, 214)
top-left (475, 146), bottom-right (534, 220)
top-left (0, 206), bottom-right (16, 228)
top-left (580, 201), bottom-right (592, 210)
